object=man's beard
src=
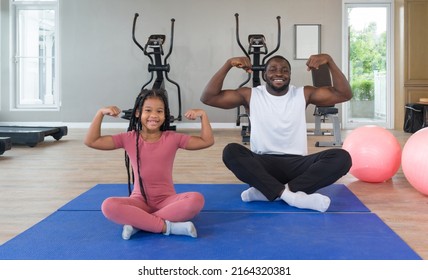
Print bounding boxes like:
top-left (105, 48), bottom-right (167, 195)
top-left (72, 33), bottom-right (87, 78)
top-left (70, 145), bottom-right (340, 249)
top-left (267, 80), bottom-right (290, 93)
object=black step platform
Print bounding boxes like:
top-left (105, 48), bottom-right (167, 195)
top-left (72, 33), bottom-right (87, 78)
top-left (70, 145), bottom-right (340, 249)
top-left (0, 126), bottom-right (68, 147)
top-left (0, 137), bottom-right (12, 155)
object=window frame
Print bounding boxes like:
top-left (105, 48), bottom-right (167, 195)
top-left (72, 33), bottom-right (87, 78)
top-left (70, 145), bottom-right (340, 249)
top-left (341, 0), bottom-right (394, 129)
top-left (10, 0), bottom-right (60, 111)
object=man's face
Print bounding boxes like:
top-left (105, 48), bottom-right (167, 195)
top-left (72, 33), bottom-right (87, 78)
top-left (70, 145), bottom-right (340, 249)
top-left (264, 58), bottom-right (291, 93)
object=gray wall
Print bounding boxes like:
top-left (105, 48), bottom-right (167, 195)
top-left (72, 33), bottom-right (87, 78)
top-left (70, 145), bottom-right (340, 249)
top-left (0, 0), bottom-right (343, 125)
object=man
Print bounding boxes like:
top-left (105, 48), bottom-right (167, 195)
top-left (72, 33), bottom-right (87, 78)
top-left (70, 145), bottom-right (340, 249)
top-left (200, 54), bottom-right (352, 212)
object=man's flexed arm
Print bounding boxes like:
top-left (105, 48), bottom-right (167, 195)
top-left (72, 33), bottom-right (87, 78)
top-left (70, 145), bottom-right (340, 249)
top-left (200, 57), bottom-right (252, 109)
top-left (305, 54), bottom-right (353, 106)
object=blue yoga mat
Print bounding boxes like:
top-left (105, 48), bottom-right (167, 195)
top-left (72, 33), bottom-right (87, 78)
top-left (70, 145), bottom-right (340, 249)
top-left (59, 183), bottom-right (369, 213)
top-left (0, 211), bottom-right (420, 260)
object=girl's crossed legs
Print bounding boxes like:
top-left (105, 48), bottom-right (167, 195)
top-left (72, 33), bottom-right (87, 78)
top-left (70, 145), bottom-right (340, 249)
top-left (101, 192), bottom-right (204, 239)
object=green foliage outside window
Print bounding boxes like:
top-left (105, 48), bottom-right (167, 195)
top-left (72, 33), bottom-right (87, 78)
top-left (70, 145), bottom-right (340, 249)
top-left (349, 22), bottom-right (386, 101)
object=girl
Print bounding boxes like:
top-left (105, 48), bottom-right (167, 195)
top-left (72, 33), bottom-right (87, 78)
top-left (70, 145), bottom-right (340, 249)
top-left (85, 89), bottom-right (214, 240)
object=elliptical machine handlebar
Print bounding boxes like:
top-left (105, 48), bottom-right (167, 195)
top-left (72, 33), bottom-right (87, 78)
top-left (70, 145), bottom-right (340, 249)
top-left (132, 13), bottom-right (147, 55)
top-left (163, 18), bottom-right (182, 122)
top-left (164, 18), bottom-right (175, 65)
top-left (235, 13), bottom-right (251, 61)
top-left (262, 16), bottom-right (281, 66)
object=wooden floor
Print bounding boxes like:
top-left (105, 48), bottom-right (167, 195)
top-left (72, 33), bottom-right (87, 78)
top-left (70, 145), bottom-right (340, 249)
top-left (0, 128), bottom-right (427, 259)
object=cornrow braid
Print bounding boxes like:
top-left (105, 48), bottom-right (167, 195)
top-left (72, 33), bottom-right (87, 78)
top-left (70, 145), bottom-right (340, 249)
top-left (124, 88), bottom-right (172, 198)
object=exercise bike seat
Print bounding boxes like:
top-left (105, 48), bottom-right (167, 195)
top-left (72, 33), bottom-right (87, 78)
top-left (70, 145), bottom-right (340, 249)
top-left (314, 106), bottom-right (338, 115)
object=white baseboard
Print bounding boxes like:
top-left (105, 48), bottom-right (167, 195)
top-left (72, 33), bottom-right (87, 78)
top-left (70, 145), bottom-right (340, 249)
top-left (0, 122), bottom-right (334, 130)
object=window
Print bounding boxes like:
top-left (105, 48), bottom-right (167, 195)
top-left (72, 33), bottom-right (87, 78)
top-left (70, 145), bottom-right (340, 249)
top-left (342, 0), bottom-right (393, 128)
top-left (11, 0), bottom-right (59, 110)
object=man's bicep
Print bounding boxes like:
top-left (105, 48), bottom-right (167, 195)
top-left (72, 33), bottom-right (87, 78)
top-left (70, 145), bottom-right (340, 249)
top-left (207, 89), bottom-right (247, 109)
top-left (307, 86), bottom-right (344, 107)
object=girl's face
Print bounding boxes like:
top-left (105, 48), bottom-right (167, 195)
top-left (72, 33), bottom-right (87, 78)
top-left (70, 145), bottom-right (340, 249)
top-left (139, 97), bottom-right (166, 132)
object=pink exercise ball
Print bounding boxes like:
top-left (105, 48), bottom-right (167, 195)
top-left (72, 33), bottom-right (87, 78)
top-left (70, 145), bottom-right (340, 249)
top-left (342, 125), bottom-right (402, 183)
top-left (402, 127), bottom-right (428, 195)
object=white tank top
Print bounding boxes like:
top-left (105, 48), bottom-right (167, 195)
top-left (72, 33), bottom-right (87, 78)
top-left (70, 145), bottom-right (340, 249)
top-left (249, 85), bottom-right (307, 155)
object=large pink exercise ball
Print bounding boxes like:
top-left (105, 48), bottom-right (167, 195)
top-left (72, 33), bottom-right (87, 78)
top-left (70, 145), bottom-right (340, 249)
top-left (342, 125), bottom-right (402, 183)
top-left (402, 127), bottom-right (428, 195)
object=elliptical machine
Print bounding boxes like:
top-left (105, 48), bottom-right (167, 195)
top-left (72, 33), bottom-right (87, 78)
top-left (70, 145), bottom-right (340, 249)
top-left (234, 13), bottom-right (281, 144)
top-left (122, 13), bottom-right (182, 129)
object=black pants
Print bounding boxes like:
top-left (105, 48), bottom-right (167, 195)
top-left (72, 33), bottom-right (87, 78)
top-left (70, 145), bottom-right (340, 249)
top-left (222, 143), bottom-right (352, 201)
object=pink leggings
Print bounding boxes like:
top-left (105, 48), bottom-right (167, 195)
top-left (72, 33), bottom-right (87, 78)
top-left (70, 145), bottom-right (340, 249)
top-left (101, 192), bottom-right (204, 233)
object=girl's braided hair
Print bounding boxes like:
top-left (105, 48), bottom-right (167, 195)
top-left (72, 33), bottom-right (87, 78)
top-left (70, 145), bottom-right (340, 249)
top-left (125, 88), bottom-right (171, 197)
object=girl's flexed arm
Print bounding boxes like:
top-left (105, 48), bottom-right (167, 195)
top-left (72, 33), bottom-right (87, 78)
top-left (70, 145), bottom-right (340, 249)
top-left (184, 109), bottom-right (214, 150)
top-left (84, 106), bottom-right (121, 150)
